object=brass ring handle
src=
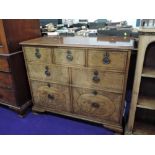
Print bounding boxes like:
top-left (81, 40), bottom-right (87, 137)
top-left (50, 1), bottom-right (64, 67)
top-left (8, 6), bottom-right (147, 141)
top-left (45, 66), bottom-right (51, 76)
top-left (103, 52), bottom-right (110, 64)
top-left (35, 49), bottom-right (41, 59)
top-left (92, 70), bottom-right (100, 83)
top-left (48, 94), bottom-right (55, 100)
top-left (92, 76), bottom-right (100, 83)
top-left (66, 51), bottom-right (73, 61)
top-left (47, 83), bottom-right (51, 87)
top-left (92, 90), bottom-right (98, 95)
top-left (91, 102), bottom-right (100, 108)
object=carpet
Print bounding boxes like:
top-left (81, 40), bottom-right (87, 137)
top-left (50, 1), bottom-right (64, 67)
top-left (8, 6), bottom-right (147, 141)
top-left (0, 106), bottom-right (114, 135)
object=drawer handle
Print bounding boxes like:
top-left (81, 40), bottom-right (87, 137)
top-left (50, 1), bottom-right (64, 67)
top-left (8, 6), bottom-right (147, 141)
top-left (91, 102), bottom-right (100, 108)
top-left (48, 94), bottom-right (55, 100)
top-left (92, 90), bottom-right (98, 95)
top-left (35, 49), bottom-right (41, 59)
top-left (66, 50), bottom-right (73, 61)
top-left (103, 52), bottom-right (110, 64)
top-left (45, 66), bottom-right (51, 76)
top-left (47, 83), bottom-right (51, 87)
top-left (92, 70), bottom-right (100, 83)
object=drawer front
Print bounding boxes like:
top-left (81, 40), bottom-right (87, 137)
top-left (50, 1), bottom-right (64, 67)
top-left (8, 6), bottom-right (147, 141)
top-left (0, 88), bottom-right (16, 105)
top-left (72, 87), bottom-right (122, 123)
top-left (0, 72), bottom-right (14, 89)
top-left (31, 80), bottom-right (71, 112)
top-left (0, 56), bottom-right (9, 72)
top-left (72, 68), bottom-right (124, 93)
top-left (24, 47), bottom-right (52, 63)
top-left (27, 63), bottom-right (69, 84)
top-left (53, 48), bottom-right (85, 66)
top-left (88, 50), bottom-right (127, 71)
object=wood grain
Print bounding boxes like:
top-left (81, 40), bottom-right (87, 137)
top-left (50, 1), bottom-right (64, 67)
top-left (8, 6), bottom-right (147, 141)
top-left (88, 49), bottom-right (127, 71)
top-left (72, 87), bottom-right (122, 123)
top-left (0, 56), bottom-right (9, 72)
top-left (0, 72), bottom-right (14, 89)
top-left (142, 67), bottom-right (155, 78)
top-left (1, 19), bottom-right (41, 54)
top-left (137, 96), bottom-right (155, 110)
top-left (0, 19), bottom-right (41, 114)
top-left (20, 36), bottom-right (134, 50)
top-left (0, 20), bottom-right (8, 53)
top-left (22, 37), bottom-right (132, 133)
top-left (0, 88), bottom-right (16, 105)
top-left (27, 63), bottom-right (69, 84)
top-left (24, 46), bottom-right (52, 63)
top-left (53, 48), bottom-right (85, 66)
top-left (71, 68), bottom-right (125, 93)
top-left (126, 31), bottom-right (155, 134)
top-left (31, 80), bottom-right (71, 112)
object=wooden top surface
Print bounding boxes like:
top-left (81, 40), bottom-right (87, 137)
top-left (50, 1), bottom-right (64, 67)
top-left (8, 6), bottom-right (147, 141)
top-left (20, 36), bottom-right (134, 50)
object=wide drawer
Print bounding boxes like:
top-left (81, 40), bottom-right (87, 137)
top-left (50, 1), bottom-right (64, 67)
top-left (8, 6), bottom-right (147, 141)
top-left (27, 63), bottom-right (69, 84)
top-left (31, 80), bottom-right (71, 112)
top-left (24, 47), bottom-right (52, 63)
top-left (53, 48), bottom-right (85, 66)
top-left (0, 56), bottom-right (10, 72)
top-left (72, 87), bottom-right (123, 123)
top-left (0, 72), bottom-right (14, 89)
top-left (88, 49), bottom-right (127, 71)
top-left (0, 88), bottom-right (16, 106)
top-left (72, 68), bottom-right (125, 93)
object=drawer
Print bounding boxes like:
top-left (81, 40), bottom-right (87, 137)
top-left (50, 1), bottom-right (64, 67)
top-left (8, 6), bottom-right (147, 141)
top-left (0, 72), bottom-right (14, 89)
top-left (0, 88), bottom-right (16, 106)
top-left (72, 87), bottom-right (122, 123)
top-left (27, 63), bottom-right (69, 84)
top-left (88, 50), bottom-right (127, 71)
top-left (72, 68), bottom-right (124, 93)
top-left (24, 47), bottom-right (52, 63)
top-left (0, 56), bottom-right (10, 72)
top-left (53, 48), bottom-right (85, 66)
top-left (31, 80), bottom-right (71, 112)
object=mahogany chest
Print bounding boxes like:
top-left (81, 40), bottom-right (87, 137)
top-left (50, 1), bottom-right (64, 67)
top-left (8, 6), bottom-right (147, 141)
top-left (21, 36), bottom-right (133, 132)
top-left (0, 19), bottom-right (41, 114)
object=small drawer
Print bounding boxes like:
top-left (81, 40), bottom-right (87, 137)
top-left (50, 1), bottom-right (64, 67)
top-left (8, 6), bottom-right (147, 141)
top-left (72, 68), bottom-right (125, 93)
top-left (0, 88), bottom-right (16, 106)
top-left (53, 48), bottom-right (85, 66)
top-left (31, 80), bottom-right (71, 112)
top-left (72, 87), bottom-right (122, 123)
top-left (88, 50), bottom-right (127, 71)
top-left (24, 47), bottom-right (52, 63)
top-left (27, 63), bottom-right (69, 84)
top-left (0, 72), bottom-right (14, 89)
top-left (0, 56), bottom-right (10, 72)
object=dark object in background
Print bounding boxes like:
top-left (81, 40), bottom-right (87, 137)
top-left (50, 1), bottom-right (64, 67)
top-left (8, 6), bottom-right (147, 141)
top-left (0, 19), bottom-right (41, 115)
top-left (72, 23), bottom-right (88, 28)
top-left (59, 32), bottom-right (75, 36)
top-left (97, 29), bottom-right (132, 37)
top-left (40, 19), bottom-right (62, 26)
top-left (88, 22), bottom-right (107, 29)
top-left (88, 33), bottom-right (97, 37)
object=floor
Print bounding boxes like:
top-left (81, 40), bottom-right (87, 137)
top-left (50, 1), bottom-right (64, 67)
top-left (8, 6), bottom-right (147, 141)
top-left (0, 106), bottom-right (114, 135)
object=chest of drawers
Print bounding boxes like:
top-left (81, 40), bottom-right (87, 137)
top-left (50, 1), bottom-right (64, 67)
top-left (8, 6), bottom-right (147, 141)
top-left (21, 36), bottom-right (133, 132)
top-left (0, 19), bottom-right (41, 114)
